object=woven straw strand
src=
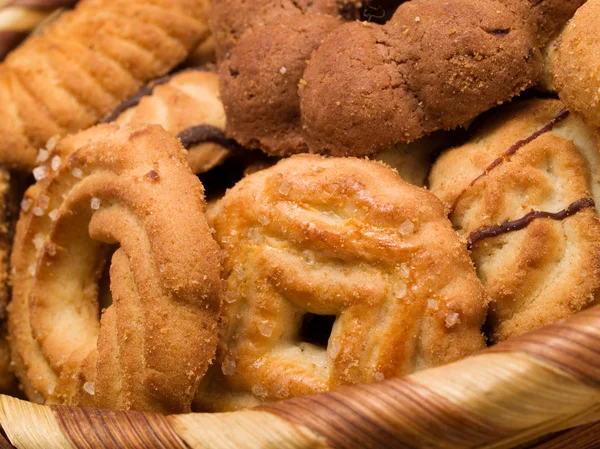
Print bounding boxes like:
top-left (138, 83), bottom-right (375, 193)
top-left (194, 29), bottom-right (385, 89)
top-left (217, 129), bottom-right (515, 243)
top-left (50, 406), bottom-right (188, 449)
top-left (0, 396), bottom-right (73, 449)
top-left (170, 410), bottom-right (327, 449)
top-left (524, 421), bottom-right (600, 449)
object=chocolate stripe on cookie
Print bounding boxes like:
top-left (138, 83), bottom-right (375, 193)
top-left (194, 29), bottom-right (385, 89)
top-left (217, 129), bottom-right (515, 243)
top-left (450, 109), bottom-right (570, 216)
top-left (99, 66), bottom-right (217, 123)
top-left (0, 29), bottom-right (25, 59)
top-left (99, 75), bottom-right (173, 124)
top-left (466, 197), bottom-right (595, 250)
top-left (177, 125), bottom-right (244, 153)
top-left (5, 0), bottom-right (75, 9)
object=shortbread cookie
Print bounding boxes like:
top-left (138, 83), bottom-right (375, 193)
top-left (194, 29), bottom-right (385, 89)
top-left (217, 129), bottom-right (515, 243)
top-left (430, 99), bottom-right (600, 342)
top-left (9, 124), bottom-right (221, 413)
top-left (195, 154), bottom-right (488, 411)
top-left (375, 133), bottom-right (448, 187)
top-left (0, 0), bottom-right (211, 171)
top-left (105, 68), bottom-right (232, 174)
top-left (0, 169), bottom-right (28, 394)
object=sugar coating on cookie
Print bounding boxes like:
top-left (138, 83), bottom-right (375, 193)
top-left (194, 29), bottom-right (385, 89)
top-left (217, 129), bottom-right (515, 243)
top-left (551, 0), bottom-right (600, 129)
top-left (430, 99), bottom-right (600, 342)
top-left (9, 124), bottom-right (221, 413)
top-left (195, 154), bottom-right (487, 411)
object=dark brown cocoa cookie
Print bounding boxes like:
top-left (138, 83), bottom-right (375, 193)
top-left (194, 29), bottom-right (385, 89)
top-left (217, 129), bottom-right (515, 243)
top-left (497, 0), bottom-right (585, 46)
top-left (219, 13), bottom-right (341, 155)
top-left (301, 0), bottom-right (542, 156)
top-left (210, 0), bottom-right (341, 62)
top-left (213, 0), bottom-right (582, 158)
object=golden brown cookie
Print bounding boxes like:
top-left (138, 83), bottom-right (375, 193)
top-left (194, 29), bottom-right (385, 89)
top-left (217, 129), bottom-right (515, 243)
top-left (105, 68), bottom-right (232, 174)
top-left (430, 99), bottom-right (600, 342)
top-left (0, 0), bottom-right (77, 61)
top-left (9, 123), bottom-right (221, 413)
top-left (538, 32), bottom-right (560, 92)
top-left (194, 154), bottom-right (488, 411)
top-left (546, 0), bottom-right (600, 129)
top-left (0, 0), bottom-right (211, 172)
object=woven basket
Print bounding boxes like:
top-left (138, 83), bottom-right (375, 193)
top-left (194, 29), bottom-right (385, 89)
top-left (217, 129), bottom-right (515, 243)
top-left (0, 306), bottom-right (596, 448)
top-left (0, 2), bottom-right (598, 448)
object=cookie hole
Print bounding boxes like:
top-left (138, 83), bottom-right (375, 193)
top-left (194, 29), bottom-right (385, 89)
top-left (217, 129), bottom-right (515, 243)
top-left (299, 313), bottom-right (335, 348)
top-left (488, 28), bottom-right (510, 37)
top-left (229, 68), bottom-right (239, 78)
top-left (360, 0), bottom-right (401, 24)
top-left (97, 245), bottom-right (118, 316)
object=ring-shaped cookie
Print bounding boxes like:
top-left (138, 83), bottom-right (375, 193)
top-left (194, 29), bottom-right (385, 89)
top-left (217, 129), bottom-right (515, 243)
top-left (9, 123), bottom-right (221, 413)
top-left (195, 154), bottom-right (487, 411)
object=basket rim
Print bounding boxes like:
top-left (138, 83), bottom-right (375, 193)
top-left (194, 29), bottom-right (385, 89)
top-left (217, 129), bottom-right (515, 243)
top-left (0, 306), bottom-right (598, 449)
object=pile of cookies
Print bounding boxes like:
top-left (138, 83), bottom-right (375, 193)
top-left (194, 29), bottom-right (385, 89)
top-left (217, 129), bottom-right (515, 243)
top-left (0, 0), bottom-right (597, 414)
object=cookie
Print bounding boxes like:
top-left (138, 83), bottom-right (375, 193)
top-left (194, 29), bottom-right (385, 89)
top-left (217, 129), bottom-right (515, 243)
top-left (105, 68), bottom-right (232, 174)
top-left (195, 154), bottom-right (487, 411)
top-left (0, 0), bottom-right (211, 171)
top-left (9, 123), bottom-right (221, 412)
top-left (546, 0), bottom-right (600, 128)
top-left (430, 99), bottom-right (600, 342)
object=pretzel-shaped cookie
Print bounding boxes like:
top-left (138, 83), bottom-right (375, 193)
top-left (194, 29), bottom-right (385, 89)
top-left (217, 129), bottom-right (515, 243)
top-left (430, 99), bottom-right (600, 342)
top-left (194, 154), bottom-right (488, 411)
top-left (9, 124), bottom-right (221, 413)
top-left (0, 0), bottom-right (211, 172)
top-left (216, 0), bottom-right (583, 157)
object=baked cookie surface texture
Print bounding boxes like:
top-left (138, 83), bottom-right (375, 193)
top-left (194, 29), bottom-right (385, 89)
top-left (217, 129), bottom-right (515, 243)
top-left (9, 124), bottom-right (221, 413)
top-left (0, 0), bottom-right (212, 171)
top-left (430, 99), bottom-right (600, 342)
top-left (195, 154), bottom-right (488, 411)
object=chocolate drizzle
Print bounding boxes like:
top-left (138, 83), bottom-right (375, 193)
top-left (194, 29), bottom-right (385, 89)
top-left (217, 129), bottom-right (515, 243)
top-left (99, 66), bottom-right (217, 124)
top-left (177, 125), bottom-right (244, 153)
top-left (449, 108), bottom-right (570, 216)
top-left (6, 0), bottom-right (76, 9)
top-left (466, 197), bottom-right (595, 250)
top-left (99, 75), bottom-right (172, 123)
top-left (0, 30), bottom-right (27, 61)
